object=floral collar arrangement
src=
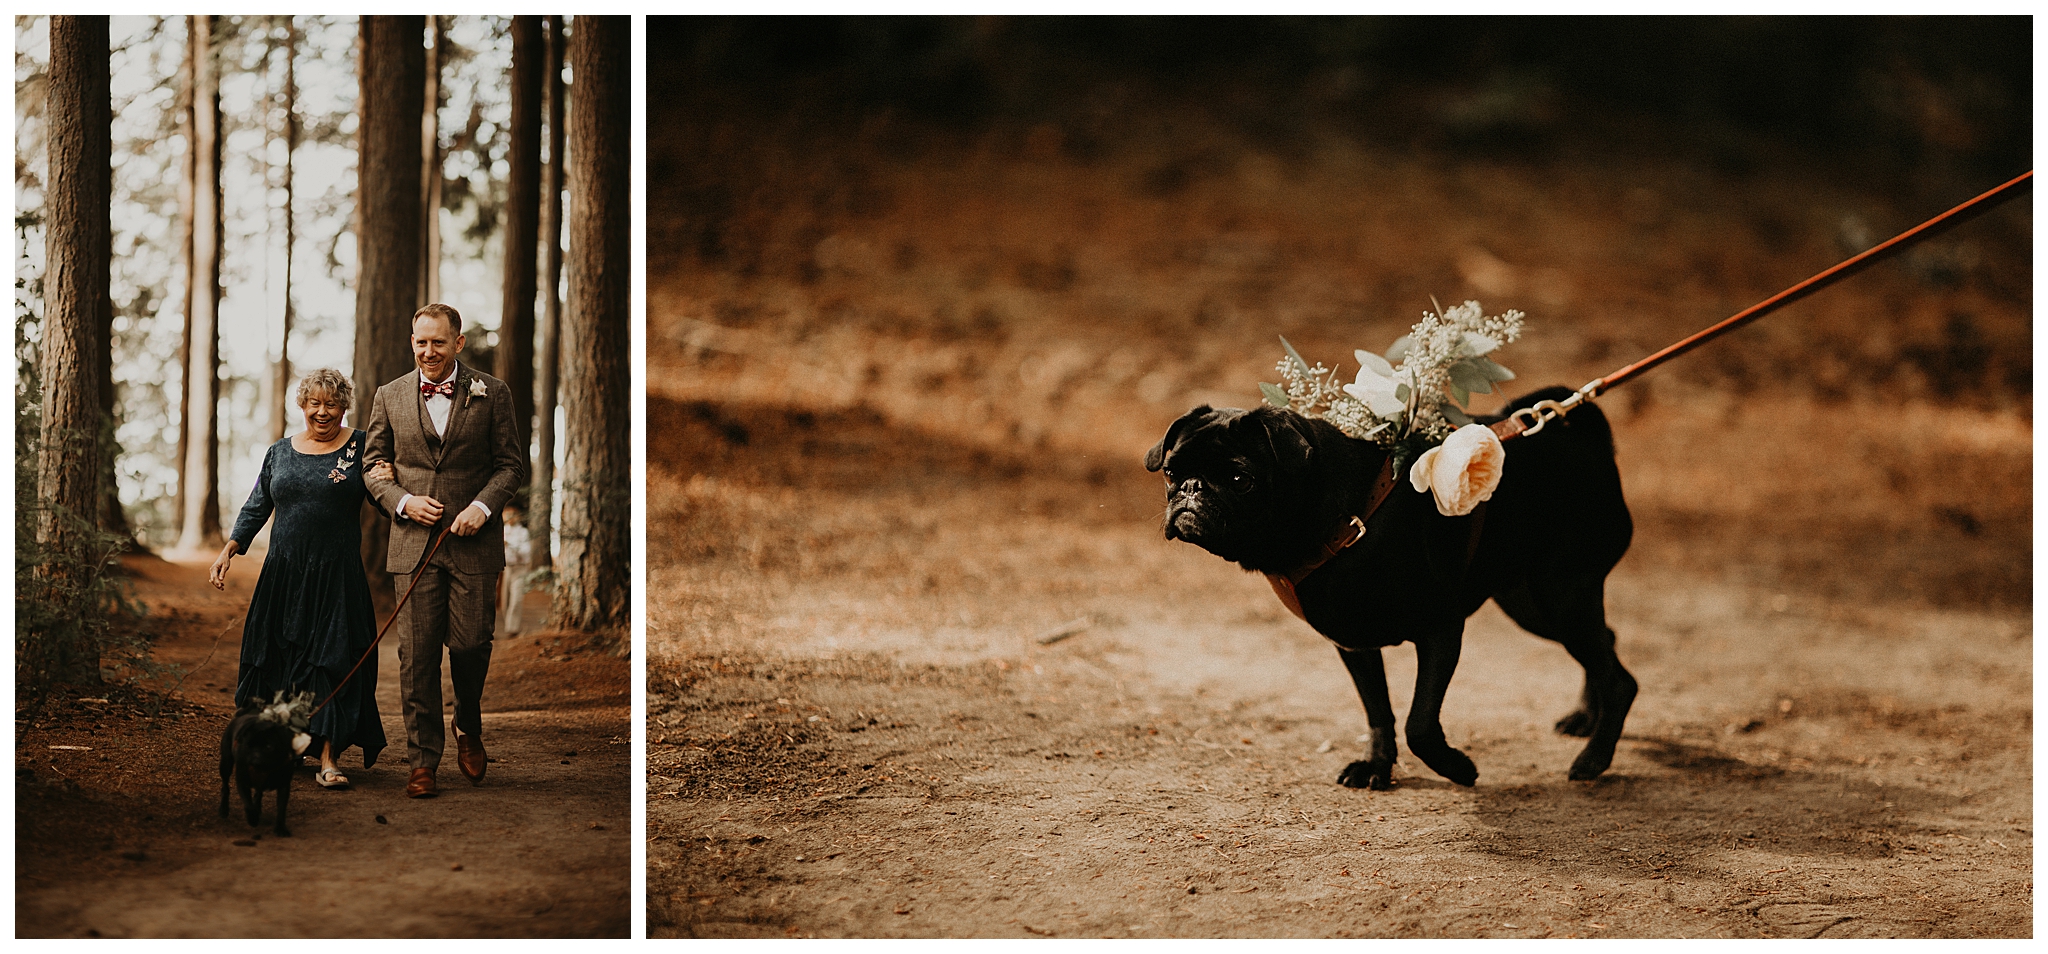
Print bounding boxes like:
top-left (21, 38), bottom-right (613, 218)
top-left (258, 689), bottom-right (317, 755)
top-left (1261, 300), bottom-right (1525, 516)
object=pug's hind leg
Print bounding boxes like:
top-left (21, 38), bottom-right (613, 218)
top-left (1496, 579), bottom-right (1635, 780)
top-left (1335, 646), bottom-right (1398, 789)
top-left (1406, 629), bottom-right (1478, 786)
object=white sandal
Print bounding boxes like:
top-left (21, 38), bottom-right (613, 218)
top-left (316, 767), bottom-right (350, 789)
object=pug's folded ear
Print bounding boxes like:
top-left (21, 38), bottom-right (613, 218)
top-left (1146, 405), bottom-right (1214, 472)
top-left (1259, 407), bottom-right (1314, 473)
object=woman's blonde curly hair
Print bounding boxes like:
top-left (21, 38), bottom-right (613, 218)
top-left (295, 368), bottom-right (353, 411)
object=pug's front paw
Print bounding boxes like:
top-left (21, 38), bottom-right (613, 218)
top-left (1337, 758), bottom-right (1395, 790)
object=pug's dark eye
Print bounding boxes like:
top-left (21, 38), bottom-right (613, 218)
top-left (1229, 473), bottom-right (1253, 492)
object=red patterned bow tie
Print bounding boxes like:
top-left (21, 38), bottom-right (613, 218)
top-left (421, 379), bottom-right (456, 398)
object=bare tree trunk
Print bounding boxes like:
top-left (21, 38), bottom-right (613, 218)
top-left (420, 15), bottom-right (443, 308)
top-left (174, 17), bottom-right (195, 538)
top-left (355, 15), bottom-right (426, 613)
top-left (500, 15), bottom-right (542, 448)
top-left (551, 15), bottom-right (630, 637)
top-left (94, 174), bottom-right (127, 543)
top-left (176, 14), bottom-right (223, 554)
top-left (95, 292), bottom-right (128, 542)
top-left (271, 16), bottom-right (299, 442)
top-left (530, 14), bottom-right (566, 575)
top-left (354, 14), bottom-right (425, 420)
top-left (40, 15), bottom-right (112, 682)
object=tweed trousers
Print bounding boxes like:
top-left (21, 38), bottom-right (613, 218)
top-left (395, 552), bottom-right (496, 771)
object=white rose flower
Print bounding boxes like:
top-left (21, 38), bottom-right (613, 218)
top-left (1342, 349), bottom-right (1408, 417)
top-left (1408, 423), bottom-right (1505, 516)
top-left (469, 378), bottom-right (488, 397)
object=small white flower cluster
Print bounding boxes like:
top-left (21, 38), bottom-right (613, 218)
top-left (257, 689), bottom-right (315, 733)
top-left (1264, 300), bottom-right (1524, 448)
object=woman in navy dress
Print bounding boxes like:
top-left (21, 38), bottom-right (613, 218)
top-left (209, 369), bottom-right (389, 789)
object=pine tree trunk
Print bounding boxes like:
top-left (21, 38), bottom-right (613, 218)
top-left (176, 14), bottom-right (224, 554)
top-left (355, 15), bottom-right (426, 613)
top-left (93, 13), bottom-right (128, 544)
top-left (420, 15), bottom-right (443, 308)
top-left (174, 18), bottom-right (195, 540)
top-left (271, 16), bottom-right (299, 443)
top-left (551, 15), bottom-right (630, 637)
top-left (500, 15), bottom-right (542, 444)
top-left (353, 15), bottom-right (424, 421)
top-left (530, 14), bottom-right (566, 575)
top-left (94, 219), bottom-right (128, 543)
top-left (40, 14), bottom-right (112, 683)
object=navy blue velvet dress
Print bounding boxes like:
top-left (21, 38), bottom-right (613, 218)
top-left (229, 428), bottom-right (387, 767)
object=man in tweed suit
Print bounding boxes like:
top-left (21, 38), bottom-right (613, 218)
top-left (364, 303), bottom-right (528, 799)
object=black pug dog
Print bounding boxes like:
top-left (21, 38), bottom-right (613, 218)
top-left (219, 698), bottom-right (301, 837)
top-left (1146, 386), bottom-right (1636, 789)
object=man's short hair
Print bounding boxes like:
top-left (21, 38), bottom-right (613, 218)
top-left (413, 303), bottom-right (463, 336)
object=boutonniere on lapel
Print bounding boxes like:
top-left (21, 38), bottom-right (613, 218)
top-left (466, 376), bottom-right (486, 408)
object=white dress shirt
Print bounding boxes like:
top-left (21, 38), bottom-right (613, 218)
top-left (398, 361), bottom-right (492, 525)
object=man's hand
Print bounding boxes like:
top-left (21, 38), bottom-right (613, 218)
top-left (404, 495), bottom-right (445, 524)
top-left (450, 502), bottom-right (490, 537)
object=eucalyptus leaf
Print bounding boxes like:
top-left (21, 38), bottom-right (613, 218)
top-left (1279, 336), bottom-right (1312, 377)
top-left (1442, 404), bottom-right (1474, 426)
top-left (1450, 381), bottom-right (1470, 406)
top-left (1449, 359), bottom-right (1495, 395)
top-left (1385, 334), bottom-right (1414, 362)
top-left (1259, 382), bottom-right (1290, 408)
top-left (1477, 356), bottom-right (1517, 382)
top-left (1394, 382), bottom-right (1411, 404)
top-left (1353, 348), bottom-right (1394, 378)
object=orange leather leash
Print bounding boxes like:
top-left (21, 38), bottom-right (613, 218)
top-left (310, 524), bottom-right (453, 718)
top-left (1494, 169), bottom-right (2033, 442)
top-left (1262, 170), bottom-right (2032, 623)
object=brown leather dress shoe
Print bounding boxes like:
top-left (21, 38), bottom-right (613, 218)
top-left (456, 732), bottom-right (487, 785)
top-left (405, 767), bottom-right (439, 798)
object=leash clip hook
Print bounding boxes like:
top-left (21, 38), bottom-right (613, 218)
top-left (1506, 378), bottom-right (1603, 437)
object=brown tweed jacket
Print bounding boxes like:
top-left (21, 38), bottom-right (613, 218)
top-left (363, 363), bottom-right (528, 575)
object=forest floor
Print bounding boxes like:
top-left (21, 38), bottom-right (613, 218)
top-left (14, 552), bottom-right (631, 938)
top-left (643, 76), bottom-right (2032, 938)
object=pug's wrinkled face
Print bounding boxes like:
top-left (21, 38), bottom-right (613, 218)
top-left (1145, 405), bottom-right (1312, 569)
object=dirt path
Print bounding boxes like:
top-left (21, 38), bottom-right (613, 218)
top-left (14, 554), bottom-right (630, 938)
top-left (644, 398), bottom-right (2031, 939)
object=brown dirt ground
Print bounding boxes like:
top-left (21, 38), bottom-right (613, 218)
top-left (644, 87), bottom-right (2031, 937)
top-left (14, 551), bottom-right (630, 938)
